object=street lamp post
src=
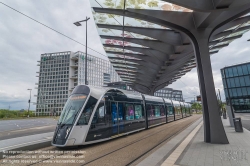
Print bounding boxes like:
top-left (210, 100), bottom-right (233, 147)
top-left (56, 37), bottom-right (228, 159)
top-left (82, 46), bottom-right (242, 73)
top-left (74, 17), bottom-right (90, 85)
top-left (27, 89), bottom-right (32, 117)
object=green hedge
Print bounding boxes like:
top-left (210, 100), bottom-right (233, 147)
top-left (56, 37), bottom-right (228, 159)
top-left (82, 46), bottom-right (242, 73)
top-left (0, 109), bottom-right (35, 119)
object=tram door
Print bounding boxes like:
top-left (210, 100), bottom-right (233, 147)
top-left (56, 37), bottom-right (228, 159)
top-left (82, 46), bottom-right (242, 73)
top-left (111, 102), bottom-right (124, 135)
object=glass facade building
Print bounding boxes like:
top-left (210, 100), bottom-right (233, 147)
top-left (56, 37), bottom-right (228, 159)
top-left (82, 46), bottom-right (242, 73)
top-left (107, 82), bottom-right (184, 101)
top-left (70, 51), bottom-right (120, 90)
top-left (35, 51), bottom-right (121, 115)
top-left (154, 88), bottom-right (184, 101)
top-left (221, 62), bottom-right (250, 113)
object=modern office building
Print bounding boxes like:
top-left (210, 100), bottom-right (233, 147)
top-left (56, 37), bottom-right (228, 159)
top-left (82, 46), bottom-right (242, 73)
top-left (221, 62), bottom-right (250, 113)
top-left (107, 82), bottom-right (184, 101)
top-left (35, 51), bottom-right (121, 115)
top-left (154, 88), bottom-right (184, 101)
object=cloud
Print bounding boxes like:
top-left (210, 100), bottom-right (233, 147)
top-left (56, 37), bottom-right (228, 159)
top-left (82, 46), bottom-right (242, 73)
top-left (235, 47), bottom-right (250, 55)
top-left (0, 0), bottom-right (106, 110)
top-left (0, 0), bottom-right (249, 109)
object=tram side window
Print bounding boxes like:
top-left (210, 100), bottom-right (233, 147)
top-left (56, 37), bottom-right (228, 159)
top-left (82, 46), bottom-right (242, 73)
top-left (175, 105), bottom-right (180, 115)
top-left (180, 105), bottom-right (183, 114)
top-left (154, 105), bottom-right (160, 117)
top-left (125, 104), bottom-right (134, 120)
top-left (180, 106), bottom-right (184, 115)
top-left (184, 106), bottom-right (187, 114)
top-left (146, 104), bottom-right (155, 117)
top-left (105, 100), bottom-right (112, 122)
top-left (189, 107), bottom-right (192, 114)
top-left (134, 104), bottom-right (144, 119)
top-left (168, 106), bottom-right (174, 115)
top-left (90, 101), bottom-right (107, 129)
top-left (92, 102), bottom-right (105, 124)
top-left (159, 105), bottom-right (165, 116)
top-left (77, 96), bottom-right (98, 125)
top-left (98, 105), bottom-right (105, 118)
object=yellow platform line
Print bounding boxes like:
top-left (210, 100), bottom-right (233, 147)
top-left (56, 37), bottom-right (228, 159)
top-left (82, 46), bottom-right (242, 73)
top-left (161, 121), bottom-right (203, 166)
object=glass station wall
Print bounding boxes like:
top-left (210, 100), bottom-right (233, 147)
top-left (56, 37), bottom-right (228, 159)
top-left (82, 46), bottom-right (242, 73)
top-left (221, 62), bottom-right (250, 113)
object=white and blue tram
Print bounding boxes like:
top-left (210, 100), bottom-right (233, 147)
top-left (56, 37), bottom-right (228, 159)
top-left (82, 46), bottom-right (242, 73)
top-left (52, 85), bottom-right (192, 147)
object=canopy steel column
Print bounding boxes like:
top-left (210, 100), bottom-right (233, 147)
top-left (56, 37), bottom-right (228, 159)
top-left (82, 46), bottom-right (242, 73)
top-left (123, 7), bottom-right (250, 144)
top-left (192, 33), bottom-right (228, 143)
top-left (121, 8), bottom-right (230, 144)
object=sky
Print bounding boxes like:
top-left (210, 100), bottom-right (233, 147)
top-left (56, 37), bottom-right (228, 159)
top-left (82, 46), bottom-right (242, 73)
top-left (0, 0), bottom-right (249, 110)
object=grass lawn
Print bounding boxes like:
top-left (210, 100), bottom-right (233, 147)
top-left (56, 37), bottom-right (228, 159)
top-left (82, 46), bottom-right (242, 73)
top-left (0, 116), bottom-right (60, 121)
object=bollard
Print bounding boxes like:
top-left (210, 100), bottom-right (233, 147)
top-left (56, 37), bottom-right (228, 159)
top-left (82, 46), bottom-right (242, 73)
top-left (233, 118), bottom-right (243, 132)
top-left (223, 112), bottom-right (227, 119)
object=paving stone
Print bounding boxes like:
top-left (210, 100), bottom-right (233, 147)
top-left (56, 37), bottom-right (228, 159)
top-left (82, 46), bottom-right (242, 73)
top-left (138, 117), bottom-right (250, 166)
top-left (136, 116), bottom-right (203, 166)
top-left (176, 118), bottom-right (250, 166)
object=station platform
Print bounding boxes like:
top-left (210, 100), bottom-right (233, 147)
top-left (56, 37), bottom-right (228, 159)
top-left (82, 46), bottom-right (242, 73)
top-left (137, 116), bottom-right (250, 166)
top-left (0, 132), bottom-right (53, 159)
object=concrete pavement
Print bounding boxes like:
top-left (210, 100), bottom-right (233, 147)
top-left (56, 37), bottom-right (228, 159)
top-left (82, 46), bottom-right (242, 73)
top-left (175, 117), bottom-right (250, 166)
top-left (137, 114), bottom-right (250, 166)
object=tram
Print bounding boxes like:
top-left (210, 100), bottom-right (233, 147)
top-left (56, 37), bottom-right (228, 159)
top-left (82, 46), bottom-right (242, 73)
top-left (52, 85), bottom-right (192, 147)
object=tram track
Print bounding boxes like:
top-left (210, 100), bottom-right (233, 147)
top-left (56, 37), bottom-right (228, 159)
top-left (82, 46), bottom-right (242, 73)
top-left (82, 119), bottom-right (187, 164)
top-left (83, 115), bottom-right (201, 166)
top-left (126, 120), bottom-right (199, 166)
top-left (0, 115), bottom-right (201, 166)
top-left (26, 119), bottom-right (186, 166)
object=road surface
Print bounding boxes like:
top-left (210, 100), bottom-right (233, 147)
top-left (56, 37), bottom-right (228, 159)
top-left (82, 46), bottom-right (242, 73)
top-left (0, 118), bottom-right (57, 140)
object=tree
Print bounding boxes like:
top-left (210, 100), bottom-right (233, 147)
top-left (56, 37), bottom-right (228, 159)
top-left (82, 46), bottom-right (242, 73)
top-left (197, 103), bottom-right (202, 112)
top-left (191, 103), bottom-right (202, 113)
top-left (221, 103), bottom-right (226, 109)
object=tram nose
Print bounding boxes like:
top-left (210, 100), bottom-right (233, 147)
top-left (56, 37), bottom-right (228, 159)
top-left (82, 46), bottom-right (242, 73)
top-left (53, 125), bottom-right (72, 145)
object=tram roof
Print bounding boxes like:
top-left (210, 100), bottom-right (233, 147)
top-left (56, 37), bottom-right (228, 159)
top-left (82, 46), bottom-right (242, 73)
top-left (87, 85), bottom-right (189, 105)
top-left (87, 85), bottom-right (142, 100)
top-left (172, 100), bottom-right (181, 105)
top-left (143, 94), bottom-right (164, 102)
top-left (163, 98), bottom-right (172, 104)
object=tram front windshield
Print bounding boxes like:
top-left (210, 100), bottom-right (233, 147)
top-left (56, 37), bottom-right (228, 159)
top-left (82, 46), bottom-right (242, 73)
top-left (58, 94), bottom-right (87, 125)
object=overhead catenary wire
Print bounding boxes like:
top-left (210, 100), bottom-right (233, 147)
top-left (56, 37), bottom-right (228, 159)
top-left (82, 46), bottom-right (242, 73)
top-left (0, 2), bottom-right (107, 57)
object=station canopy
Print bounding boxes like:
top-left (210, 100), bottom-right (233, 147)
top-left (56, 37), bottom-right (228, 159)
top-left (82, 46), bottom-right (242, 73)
top-left (89, 0), bottom-right (250, 94)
